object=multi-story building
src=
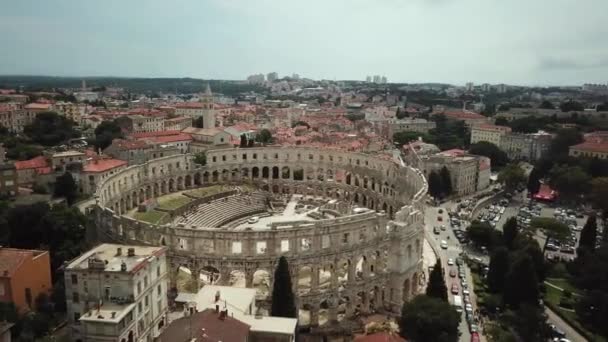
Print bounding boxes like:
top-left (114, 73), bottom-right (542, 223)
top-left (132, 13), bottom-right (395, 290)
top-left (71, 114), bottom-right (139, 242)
top-left (246, 74), bottom-right (265, 84)
top-left (500, 131), bottom-right (552, 161)
top-left (419, 149), bottom-right (491, 196)
top-left (470, 124), bottom-right (512, 146)
top-left (127, 115), bottom-right (165, 134)
top-left (65, 244), bottom-right (169, 342)
top-left (439, 111), bottom-right (489, 127)
top-left (79, 158), bottom-right (128, 195)
top-left (54, 102), bottom-right (86, 124)
top-left (0, 247), bottom-right (52, 313)
top-left (389, 118), bottom-right (436, 137)
top-left (14, 156), bottom-right (51, 186)
top-left (183, 127), bottom-right (232, 153)
top-left (174, 85), bottom-right (215, 129)
top-left (267, 72), bottom-right (278, 82)
top-left (569, 141), bottom-right (608, 159)
top-left (0, 161), bottom-right (18, 196)
top-left (162, 116), bottom-right (191, 131)
top-left (169, 285), bottom-right (297, 342)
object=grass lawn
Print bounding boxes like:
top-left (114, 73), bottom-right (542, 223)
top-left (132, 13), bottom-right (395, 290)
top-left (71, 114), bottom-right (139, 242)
top-left (545, 278), bottom-right (579, 294)
top-left (157, 194), bottom-right (192, 210)
top-left (185, 185), bottom-right (229, 198)
top-left (132, 210), bottom-right (168, 224)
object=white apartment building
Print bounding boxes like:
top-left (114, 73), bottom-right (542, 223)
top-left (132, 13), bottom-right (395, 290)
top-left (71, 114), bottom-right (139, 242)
top-left (420, 149), bottom-right (491, 196)
top-left (389, 118), bottom-right (436, 137)
top-left (65, 244), bottom-right (169, 342)
top-left (470, 124), bottom-right (512, 146)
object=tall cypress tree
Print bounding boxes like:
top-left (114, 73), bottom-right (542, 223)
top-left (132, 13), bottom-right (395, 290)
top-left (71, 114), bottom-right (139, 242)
top-left (271, 256), bottom-right (297, 318)
top-left (504, 254), bottom-right (539, 308)
top-left (426, 259), bottom-right (448, 302)
top-left (502, 217), bottom-right (519, 250)
top-left (428, 171), bottom-right (442, 199)
top-left (579, 215), bottom-right (598, 254)
top-left (527, 167), bottom-right (541, 194)
top-left (440, 167), bottom-right (452, 196)
top-left (487, 247), bottom-right (510, 293)
top-left (54, 171), bottom-right (78, 205)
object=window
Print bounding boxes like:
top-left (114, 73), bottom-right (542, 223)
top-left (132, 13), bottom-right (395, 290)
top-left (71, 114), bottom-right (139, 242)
top-left (157, 265), bottom-right (160, 277)
top-left (74, 312), bottom-right (81, 323)
top-left (137, 281), bottom-right (142, 295)
top-left (71, 274), bottom-right (78, 285)
top-left (105, 286), bottom-right (111, 300)
top-left (25, 288), bottom-right (32, 307)
top-left (144, 276), bottom-right (148, 287)
top-left (72, 291), bottom-right (79, 303)
top-left (222, 155), bottom-right (226, 161)
top-left (212, 156), bottom-right (217, 162)
top-left (145, 295), bottom-right (149, 307)
top-left (157, 284), bottom-right (162, 296)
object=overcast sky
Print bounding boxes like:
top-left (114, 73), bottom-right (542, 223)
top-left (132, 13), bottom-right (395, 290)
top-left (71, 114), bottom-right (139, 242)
top-left (1, 0), bottom-right (607, 86)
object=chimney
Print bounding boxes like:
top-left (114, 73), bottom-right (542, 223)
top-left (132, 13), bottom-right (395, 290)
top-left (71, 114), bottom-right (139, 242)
top-left (127, 248), bottom-right (135, 257)
top-left (214, 290), bottom-right (220, 302)
top-left (116, 247), bottom-right (122, 256)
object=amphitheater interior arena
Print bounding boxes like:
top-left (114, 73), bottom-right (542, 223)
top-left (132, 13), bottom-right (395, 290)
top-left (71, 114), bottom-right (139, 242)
top-left (92, 147), bottom-right (428, 326)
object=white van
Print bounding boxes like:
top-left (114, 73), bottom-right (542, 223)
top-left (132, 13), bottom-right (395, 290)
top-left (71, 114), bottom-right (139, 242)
top-left (440, 240), bottom-right (448, 249)
top-left (453, 295), bottom-right (463, 313)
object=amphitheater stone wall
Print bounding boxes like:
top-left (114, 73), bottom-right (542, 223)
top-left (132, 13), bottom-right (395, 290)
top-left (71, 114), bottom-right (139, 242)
top-left (92, 147), bottom-right (428, 322)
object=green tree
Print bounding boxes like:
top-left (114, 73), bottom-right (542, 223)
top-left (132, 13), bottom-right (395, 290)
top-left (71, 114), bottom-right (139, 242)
top-left (440, 167), bottom-right (452, 196)
top-left (54, 172), bottom-right (78, 205)
top-left (502, 217), bottom-right (519, 250)
top-left (469, 141), bottom-right (508, 169)
top-left (428, 171), bottom-right (442, 198)
top-left (503, 304), bottom-right (549, 341)
top-left (530, 217), bottom-right (569, 242)
top-left (494, 117), bottom-right (509, 126)
top-left (526, 167), bottom-right (541, 194)
top-left (467, 221), bottom-right (503, 252)
top-left (94, 120), bottom-right (123, 150)
top-left (399, 295), bottom-right (460, 342)
top-left (393, 131), bottom-right (431, 146)
top-left (589, 177), bottom-right (608, 214)
top-left (503, 254), bottom-right (539, 308)
top-left (270, 256), bottom-right (297, 318)
top-left (426, 259), bottom-right (448, 302)
top-left (549, 128), bottom-right (583, 159)
top-left (539, 100), bottom-right (555, 109)
top-left (240, 134), bottom-right (247, 147)
top-left (396, 107), bottom-right (408, 119)
top-left (488, 247), bottom-right (510, 293)
top-left (578, 215), bottom-right (598, 254)
top-left (548, 165), bottom-right (590, 201)
top-left (560, 100), bottom-right (585, 112)
top-left (193, 152), bottom-right (206, 165)
top-left (193, 116), bottom-right (204, 128)
top-left (255, 129), bottom-right (273, 144)
top-left (23, 111), bottom-right (77, 146)
top-left (498, 163), bottom-right (526, 191)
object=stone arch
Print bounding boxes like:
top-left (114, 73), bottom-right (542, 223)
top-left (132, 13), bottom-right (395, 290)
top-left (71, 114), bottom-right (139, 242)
top-left (203, 171), bottom-right (210, 183)
top-left (212, 171), bottom-right (219, 182)
top-left (252, 269), bottom-right (271, 300)
top-left (146, 185), bottom-right (152, 199)
top-left (317, 168), bottom-right (324, 181)
top-left (262, 166), bottom-right (269, 179)
top-left (169, 178), bottom-right (175, 192)
top-left (272, 184), bottom-right (279, 193)
top-left (355, 255), bottom-right (367, 281)
top-left (242, 167), bottom-right (249, 178)
top-left (281, 166), bottom-right (290, 179)
top-left (298, 266), bottom-right (312, 295)
top-left (177, 176), bottom-right (184, 190)
top-left (363, 177), bottom-right (368, 189)
top-left (317, 264), bottom-right (333, 293)
top-left (161, 180), bottom-right (167, 194)
top-left (306, 166), bottom-right (315, 181)
top-left (200, 265), bottom-right (220, 285)
top-left (326, 169), bottom-right (333, 181)
top-left (272, 166), bottom-right (279, 179)
top-left (345, 172), bottom-right (352, 185)
top-left (229, 270), bottom-right (246, 287)
top-left (139, 189), bottom-right (145, 203)
top-left (221, 169), bottom-right (229, 181)
top-left (252, 167), bottom-right (259, 178)
top-left (153, 183), bottom-right (159, 197)
top-left (403, 278), bottom-right (411, 303)
top-left (231, 168), bottom-right (239, 180)
top-left (407, 245), bottom-right (413, 261)
top-left (293, 167), bottom-right (303, 181)
top-left (194, 172), bottom-right (201, 186)
top-left (185, 174), bottom-right (192, 187)
top-left (411, 272), bottom-right (419, 297)
top-left (354, 176), bottom-right (360, 187)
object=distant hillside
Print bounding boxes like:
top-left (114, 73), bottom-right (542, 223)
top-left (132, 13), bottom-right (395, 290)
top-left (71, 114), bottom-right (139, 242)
top-left (0, 76), bottom-right (266, 96)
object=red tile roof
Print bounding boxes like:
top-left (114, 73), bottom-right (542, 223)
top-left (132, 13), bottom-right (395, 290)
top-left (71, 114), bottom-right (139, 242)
top-left (143, 133), bottom-right (192, 144)
top-left (14, 156), bottom-right (49, 170)
top-left (83, 159), bottom-right (127, 173)
top-left (443, 111), bottom-right (486, 120)
top-left (157, 309), bottom-right (250, 342)
top-left (24, 103), bottom-right (52, 110)
top-left (474, 124), bottom-right (511, 132)
top-left (36, 167), bottom-right (53, 175)
top-left (175, 102), bottom-right (205, 109)
top-left (110, 139), bottom-right (151, 150)
top-left (0, 248), bottom-right (46, 277)
top-left (439, 148), bottom-right (466, 157)
top-left (570, 142), bottom-right (608, 153)
top-left (354, 332), bottom-right (406, 342)
top-left (130, 130), bottom-right (182, 138)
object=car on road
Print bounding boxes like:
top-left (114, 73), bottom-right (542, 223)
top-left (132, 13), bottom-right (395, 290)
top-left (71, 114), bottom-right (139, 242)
top-left (437, 216), bottom-right (443, 222)
top-left (247, 216), bottom-right (260, 224)
top-left (451, 284), bottom-right (459, 294)
top-left (433, 226), bottom-right (440, 235)
top-left (440, 225), bottom-right (446, 231)
top-left (449, 269), bottom-right (456, 277)
top-left (440, 240), bottom-right (448, 249)
top-left (438, 208), bottom-right (443, 214)
top-left (447, 258), bottom-right (454, 265)
top-left (463, 289), bottom-right (470, 296)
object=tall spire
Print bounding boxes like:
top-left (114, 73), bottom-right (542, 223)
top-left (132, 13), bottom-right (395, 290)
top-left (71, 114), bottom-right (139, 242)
top-left (204, 83), bottom-right (212, 96)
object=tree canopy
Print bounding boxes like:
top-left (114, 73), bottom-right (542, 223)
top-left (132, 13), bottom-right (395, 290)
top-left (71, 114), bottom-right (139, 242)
top-left (488, 247), bottom-right (510, 293)
top-left (54, 172), bottom-right (78, 205)
top-left (526, 167), bottom-right (542, 195)
top-left (548, 165), bottom-right (590, 201)
top-left (503, 254), bottom-right (539, 308)
top-left (255, 129), bottom-right (273, 144)
top-left (469, 141), bottom-right (509, 169)
top-left (529, 217), bottom-right (569, 242)
top-left (560, 100), bottom-right (585, 112)
top-left (467, 220), bottom-right (503, 252)
top-left (23, 112), bottom-right (78, 146)
top-left (399, 295), bottom-right (460, 342)
top-left (549, 128), bottom-right (583, 159)
top-left (93, 120), bottom-right (124, 150)
top-left (498, 163), bottom-right (526, 191)
top-left (502, 217), bottom-right (519, 250)
top-left (578, 215), bottom-right (598, 255)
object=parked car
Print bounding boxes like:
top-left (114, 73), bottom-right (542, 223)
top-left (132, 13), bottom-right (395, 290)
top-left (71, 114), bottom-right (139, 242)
top-left (451, 284), bottom-right (459, 294)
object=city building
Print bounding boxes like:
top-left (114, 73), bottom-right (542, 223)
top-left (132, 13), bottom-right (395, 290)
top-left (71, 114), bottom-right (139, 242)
top-left (162, 116), bottom-right (192, 131)
top-left (64, 244), bottom-right (169, 342)
top-left (174, 85), bottom-right (216, 129)
top-left (14, 156), bottom-right (51, 186)
top-left (470, 124), bottom-right (512, 146)
top-left (127, 115), bottom-right (165, 134)
top-left (439, 111), bottom-right (489, 127)
top-left (500, 131), bottom-right (552, 161)
top-left (0, 247), bottom-right (52, 313)
top-left (247, 74), bottom-right (265, 84)
top-left (569, 141), bottom-right (608, 159)
top-left (79, 158), bottom-right (128, 195)
top-left (419, 149), bottom-right (491, 196)
top-left (465, 82), bottom-right (474, 92)
top-left (389, 118), bottom-right (436, 137)
top-left (156, 309), bottom-right (250, 342)
top-left (183, 127), bottom-right (232, 153)
top-left (267, 72), bottom-right (278, 82)
top-left (0, 163), bottom-right (18, 197)
top-left (172, 285), bottom-right (297, 342)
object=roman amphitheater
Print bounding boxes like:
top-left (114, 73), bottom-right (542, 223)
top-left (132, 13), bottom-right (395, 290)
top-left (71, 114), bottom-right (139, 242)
top-left (92, 146), bottom-right (427, 327)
